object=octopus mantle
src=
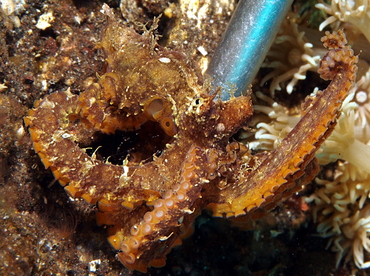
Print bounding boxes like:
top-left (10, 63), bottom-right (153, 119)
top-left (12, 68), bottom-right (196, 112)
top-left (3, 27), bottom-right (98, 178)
top-left (25, 10), bottom-right (357, 273)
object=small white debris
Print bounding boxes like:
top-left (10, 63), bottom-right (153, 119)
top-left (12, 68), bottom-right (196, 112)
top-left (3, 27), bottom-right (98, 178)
top-left (1, 0), bottom-right (15, 15)
top-left (62, 133), bottom-right (72, 139)
top-left (216, 123), bottom-right (225, 133)
top-left (119, 165), bottom-right (130, 184)
top-left (41, 79), bottom-right (48, 91)
top-left (197, 46), bottom-right (208, 56)
top-left (11, 15), bottom-right (21, 27)
top-left (39, 97), bottom-right (55, 108)
top-left (36, 11), bottom-right (54, 30)
top-left (16, 125), bottom-right (25, 139)
top-left (159, 57), bottom-right (171, 63)
top-left (101, 3), bottom-right (114, 17)
top-left (88, 259), bottom-right (101, 272)
top-left (1, 0), bottom-right (26, 16)
top-left (74, 15), bottom-right (82, 24)
top-left (123, 165), bottom-right (129, 177)
top-left (0, 83), bottom-right (7, 91)
top-left (158, 232), bottom-right (174, 241)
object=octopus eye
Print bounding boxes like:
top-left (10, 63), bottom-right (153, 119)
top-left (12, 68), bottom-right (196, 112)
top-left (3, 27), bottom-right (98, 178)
top-left (189, 97), bottom-right (207, 115)
top-left (192, 98), bottom-right (203, 106)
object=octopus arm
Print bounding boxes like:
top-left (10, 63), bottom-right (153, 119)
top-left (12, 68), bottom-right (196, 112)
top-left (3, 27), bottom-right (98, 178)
top-left (208, 30), bottom-right (358, 218)
top-left (25, 90), bottom-right (167, 205)
top-left (106, 146), bottom-right (211, 272)
top-left (25, 14), bottom-right (204, 208)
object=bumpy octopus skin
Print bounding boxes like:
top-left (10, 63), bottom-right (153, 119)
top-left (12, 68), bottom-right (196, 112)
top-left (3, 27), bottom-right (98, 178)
top-left (25, 10), bottom-right (357, 272)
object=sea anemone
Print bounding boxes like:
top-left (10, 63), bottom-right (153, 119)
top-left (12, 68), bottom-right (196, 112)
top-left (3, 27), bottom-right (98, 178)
top-left (308, 166), bottom-right (370, 269)
top-left (315, 109), bottom-right (370, 173)
top-left (316, 68), bottom-right (370, 172)
top-left (316, 0), bottom-right (370, 43)
top-left (260, 15), bottom-right (321, 94)
top-left (307, 71), bottom-right (370, 269)
top-left (352, 68), bottom-right (370, 138)
top-left (245, 91), bottom-right (300, 151)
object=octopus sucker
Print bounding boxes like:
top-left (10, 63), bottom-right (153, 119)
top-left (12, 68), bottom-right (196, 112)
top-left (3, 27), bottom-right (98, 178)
top-left (25, 6), bottom-right (357, 271)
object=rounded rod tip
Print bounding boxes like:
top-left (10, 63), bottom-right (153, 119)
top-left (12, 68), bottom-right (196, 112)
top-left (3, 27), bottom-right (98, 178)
top-left (206, 0), bottom-right (294, 101)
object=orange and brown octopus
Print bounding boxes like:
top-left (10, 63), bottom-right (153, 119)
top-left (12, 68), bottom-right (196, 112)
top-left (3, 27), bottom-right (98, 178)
top-left (25, 8), bottom-right (358, 273)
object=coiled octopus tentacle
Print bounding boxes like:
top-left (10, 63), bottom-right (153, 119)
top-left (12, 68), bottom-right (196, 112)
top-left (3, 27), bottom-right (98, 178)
top-left (24, 89), bottom-right (162, 205)
top-left (112, 146), bottom-right (210, 272)
top-left (24, 14), bottom-right (204, 208)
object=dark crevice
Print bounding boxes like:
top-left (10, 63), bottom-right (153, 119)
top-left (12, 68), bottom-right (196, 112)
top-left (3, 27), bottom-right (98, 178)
top-left (85, 120), bottom-right (172, 165)
top-left (39, 28), bottom-right (58, 39)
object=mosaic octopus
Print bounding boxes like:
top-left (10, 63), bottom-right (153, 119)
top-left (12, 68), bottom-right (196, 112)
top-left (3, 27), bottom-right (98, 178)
top-left (25, 8), bottom-right (358, 272)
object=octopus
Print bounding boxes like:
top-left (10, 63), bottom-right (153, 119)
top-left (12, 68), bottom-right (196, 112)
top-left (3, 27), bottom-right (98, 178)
top-left (24, 6), bottom-right (358, 273)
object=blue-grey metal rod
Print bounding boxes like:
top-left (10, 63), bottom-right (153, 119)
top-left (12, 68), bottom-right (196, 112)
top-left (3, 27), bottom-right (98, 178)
top-left (206, 0), bottom-right (293, 101)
